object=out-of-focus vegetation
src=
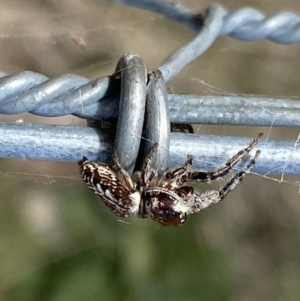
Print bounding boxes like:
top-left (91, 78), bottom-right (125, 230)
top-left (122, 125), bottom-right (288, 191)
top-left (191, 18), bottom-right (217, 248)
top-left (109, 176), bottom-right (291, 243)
top-left (1, 1), bottom-right (300, 300)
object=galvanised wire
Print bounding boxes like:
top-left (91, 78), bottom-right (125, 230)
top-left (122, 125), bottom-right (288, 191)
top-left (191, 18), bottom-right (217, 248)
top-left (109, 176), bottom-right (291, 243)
top-left (2, 71), bottom-right (300, 127)
top-left (0, 5), bottom-right (224, 116)
top-left (0, 4), bottom-right (299, 122)
top-left (0, 4), bottom-right (299, 118)
top-left (1, 123), bottom-right (299, 176)
top-left (109, 0), bottom-right (300, 44)
top-left (159, 4), bottom-right (225, 81)
top-left (0, 3), bottom-right (300, 176)
top-left (144, 69), bottom-right (170, 177)
top-left (113, 54), bottom-right (148, 174)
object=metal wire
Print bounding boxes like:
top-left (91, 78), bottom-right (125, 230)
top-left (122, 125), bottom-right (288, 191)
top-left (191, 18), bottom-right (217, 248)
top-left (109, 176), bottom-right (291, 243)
top-left (0, 4), bottom-right (299, 118)
top-left (144, 69), bottom-right (170, 176)
top-left (0, 2), bottom-right (300, 176)
top-left (113, 54), bottom-right (147, 174)
top-left (1, 122), bottom-right (299, 176)
top-left (108, 0), bottom-right (300, 44)
top-left (1, 75), bottom-right (300, 127)
top-left (159, 4), bottom-right (225, 81)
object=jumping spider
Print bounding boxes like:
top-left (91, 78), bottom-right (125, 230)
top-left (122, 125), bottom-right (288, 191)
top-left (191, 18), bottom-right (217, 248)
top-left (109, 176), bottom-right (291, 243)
top-left (79, 133), bottom-right (262, 226)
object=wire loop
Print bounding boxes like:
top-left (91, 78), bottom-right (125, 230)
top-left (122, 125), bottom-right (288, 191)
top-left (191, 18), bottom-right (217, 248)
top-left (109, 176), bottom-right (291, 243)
top-left (113, 54), bottom-right (147, 174)
top-left (0, 3), bottom-right (300, 176)
top-left (144, 69), bottom-right (170, 176)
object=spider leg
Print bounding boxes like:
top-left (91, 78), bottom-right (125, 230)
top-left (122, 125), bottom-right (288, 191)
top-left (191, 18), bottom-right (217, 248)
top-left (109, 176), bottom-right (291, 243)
top-left (164, 156), bottom-right (193, 179)
top-left (155, 155), bottom-right (193, 190)
top-left (136, 143), bottom-right (158, 219)
top-left (179, 150), bottom-right (261, 215)
top-left (217, 149), bottom-right (260, 203)
top-left (78, 156), bottom-right (88, 166)
top-left (186, 133), bottom-right (263, 183)
top-left (112, 150), bottom-right (133, 180)
top-left (112, 150), bottom-right (120, 166)
top-left (139, 143), bottom-right (158, 187)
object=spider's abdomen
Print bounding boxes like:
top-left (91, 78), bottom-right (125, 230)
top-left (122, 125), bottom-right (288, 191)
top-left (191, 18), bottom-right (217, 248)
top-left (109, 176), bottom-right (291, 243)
top-left (143, 188), bottom-right (187, 226)
top-left (79, 157), bottom-right (140, 218)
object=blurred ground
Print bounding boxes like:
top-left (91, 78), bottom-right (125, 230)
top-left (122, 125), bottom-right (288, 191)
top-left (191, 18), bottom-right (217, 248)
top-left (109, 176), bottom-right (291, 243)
top-left (1, 1), bottom-right (300, 301)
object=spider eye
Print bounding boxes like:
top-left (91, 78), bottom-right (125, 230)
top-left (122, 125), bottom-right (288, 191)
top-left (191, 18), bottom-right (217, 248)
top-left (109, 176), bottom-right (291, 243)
top-left (144, 189), bottom-right (187, 227)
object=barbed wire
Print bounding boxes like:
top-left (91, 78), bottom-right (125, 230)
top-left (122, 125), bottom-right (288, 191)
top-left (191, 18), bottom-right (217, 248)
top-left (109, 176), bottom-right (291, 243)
top-left (0, 2), bottom-right (300, 176)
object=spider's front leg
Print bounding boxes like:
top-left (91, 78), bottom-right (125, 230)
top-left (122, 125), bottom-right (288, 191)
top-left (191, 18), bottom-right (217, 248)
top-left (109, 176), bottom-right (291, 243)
top-left (136, 143), bottom-right (159, 219)
top-left (112, 149), bottom-right (135, 181)
top-left (217, 150), bottom-right (260, 202)
top-left (160, 155), bottom-right (193, 189)
top-left (164, 155), bottom-right (193, 179)
top-left (181, 149), bottom-right (261, 215)
top-left (185, 133), bottom-right (263, 184)
top-left (138, 143), bottom-right (158, 188)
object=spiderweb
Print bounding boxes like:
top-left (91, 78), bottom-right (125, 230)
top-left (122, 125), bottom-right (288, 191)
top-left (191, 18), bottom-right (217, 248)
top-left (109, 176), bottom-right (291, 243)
top-left (1, 1), bottom-right (300, 300)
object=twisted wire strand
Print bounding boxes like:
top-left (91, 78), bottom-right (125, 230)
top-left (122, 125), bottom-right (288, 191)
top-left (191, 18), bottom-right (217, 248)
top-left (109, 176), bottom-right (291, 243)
top-left (0, 3), bottom-right (300, 176)
top-left (109, 0), bottom-right (300, 44)
top-left (0, 4), bottom-right (299, 118)
top-left (221, 9), bottom-right (300, 44)
top-left (0, 4), bottom-right (224, 116)
top-left (1, 70), bottom-right (300, 127)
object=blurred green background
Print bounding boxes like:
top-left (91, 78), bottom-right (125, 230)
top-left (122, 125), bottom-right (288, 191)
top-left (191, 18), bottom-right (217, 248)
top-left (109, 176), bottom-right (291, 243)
top-left (1, 0), bottom-right (300, 300)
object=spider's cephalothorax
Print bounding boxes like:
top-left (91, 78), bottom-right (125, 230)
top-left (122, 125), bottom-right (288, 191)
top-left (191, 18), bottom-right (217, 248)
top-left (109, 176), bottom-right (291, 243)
top-left (79, 133), bottom-right (262, 226)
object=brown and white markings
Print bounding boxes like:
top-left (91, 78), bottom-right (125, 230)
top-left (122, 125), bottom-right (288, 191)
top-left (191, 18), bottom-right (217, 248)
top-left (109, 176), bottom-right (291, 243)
top-left (79, 133), bottom-right (263, 226)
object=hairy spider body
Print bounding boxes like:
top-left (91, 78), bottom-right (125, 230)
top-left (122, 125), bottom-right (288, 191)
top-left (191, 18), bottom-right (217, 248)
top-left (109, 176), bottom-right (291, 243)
top-left (79, 133), bottom-right (262, 226)
top-left (79, 157), bottom-right (140, 217)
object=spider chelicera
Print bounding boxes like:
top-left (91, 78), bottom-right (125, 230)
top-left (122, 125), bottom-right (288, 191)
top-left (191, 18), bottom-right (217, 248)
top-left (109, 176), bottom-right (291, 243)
top-left (79, 133), bottom-right (262, 226)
